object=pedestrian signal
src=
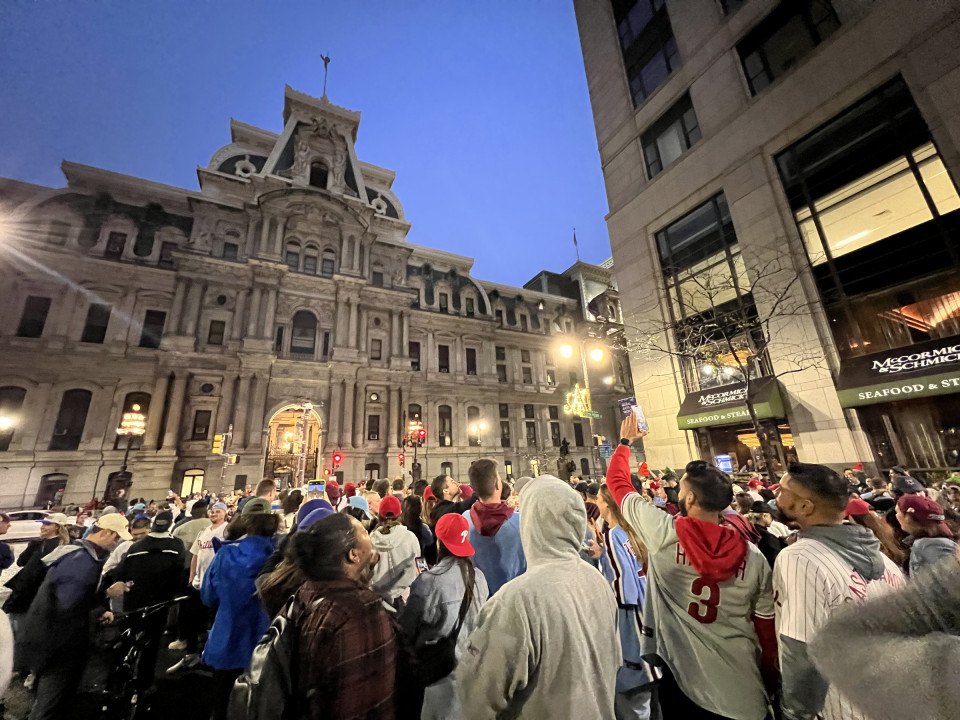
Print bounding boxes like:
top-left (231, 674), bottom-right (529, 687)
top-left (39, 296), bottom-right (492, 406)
top-left (398, 452), bottom-right (405, 467)
top-left (332, 451), bottom-right (344, 468)
top-left (322, 467), bottom-right (331, 477)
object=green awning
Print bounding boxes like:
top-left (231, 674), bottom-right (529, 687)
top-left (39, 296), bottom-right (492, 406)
top-left (677, 377), bottom-right (785, 430)
top-left (836, 335), bottom-right (960, 408)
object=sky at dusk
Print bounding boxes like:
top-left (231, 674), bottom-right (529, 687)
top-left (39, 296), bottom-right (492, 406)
top-left (0, 1), bottom-right (612, 287)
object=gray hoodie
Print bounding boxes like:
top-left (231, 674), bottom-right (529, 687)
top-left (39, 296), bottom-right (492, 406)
top-left (458, 475), bottom-right (621, 719)
top-left (811, 554), bottom-right (960, 720)
top-left (909, 537), bottom-right (956, 578)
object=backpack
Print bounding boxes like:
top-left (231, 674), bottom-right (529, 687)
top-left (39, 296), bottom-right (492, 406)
top-left (227, 595), bottom-right (302, 720)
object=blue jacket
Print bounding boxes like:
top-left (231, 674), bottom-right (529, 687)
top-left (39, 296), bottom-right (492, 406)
top-left (463, 509), bottom-right (525, 595)
top-left (200, 535), bottom-right (274, 670)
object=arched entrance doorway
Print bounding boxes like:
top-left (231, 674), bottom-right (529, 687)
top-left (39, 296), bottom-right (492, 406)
top-left (265, 402), bottom-right (323, 488)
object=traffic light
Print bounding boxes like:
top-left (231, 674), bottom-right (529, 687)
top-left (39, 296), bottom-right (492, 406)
top-left (212, 434), bottom-right (224, 454)
top-left (322, 467), bottom-right (331, 477)
top-left (417, 428), bottom-right (426, 447)
top-left (398, 452), bottom-right (405, 467)
top-left (332, 451), bottom-right (344, 468)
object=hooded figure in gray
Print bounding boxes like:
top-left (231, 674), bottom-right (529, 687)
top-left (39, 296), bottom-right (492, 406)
top-left (458, 475), bottom-right (621, 719)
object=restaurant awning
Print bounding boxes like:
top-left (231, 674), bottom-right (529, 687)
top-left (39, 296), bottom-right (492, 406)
top-left (836, 334), bottom-right (960, 408)
top-left (676, 376), bottom-right (785, 430)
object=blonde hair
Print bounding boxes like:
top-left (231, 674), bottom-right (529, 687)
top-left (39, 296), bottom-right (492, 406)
top-left (598, 485), bottom-right (648, 569)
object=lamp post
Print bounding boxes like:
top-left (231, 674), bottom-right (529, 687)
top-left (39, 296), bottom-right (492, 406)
top-left (469, 420), bottom-right (488, 459)
top-left (558, 336), bottom-right (608, 479)
top-left (116, 404), bottom-right (147, 472)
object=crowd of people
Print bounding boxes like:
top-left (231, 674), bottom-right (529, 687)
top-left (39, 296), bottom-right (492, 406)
top-left (2, 423), bottom-right (960, 719)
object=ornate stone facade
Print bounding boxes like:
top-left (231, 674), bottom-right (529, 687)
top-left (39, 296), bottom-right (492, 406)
top-left (0, 86), bottom-right (631, 507)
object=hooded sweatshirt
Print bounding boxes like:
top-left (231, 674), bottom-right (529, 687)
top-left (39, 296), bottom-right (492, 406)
top-left (773, 523), bottom-right (905, 720)
top-left (464, 502), bottom-right (525, 595)
top-left (458, 476), bottom-right (620, 720)
top-left (606, 444), bottom-right (776, 720)
top-left (370, 522), bottom-right (421, 600)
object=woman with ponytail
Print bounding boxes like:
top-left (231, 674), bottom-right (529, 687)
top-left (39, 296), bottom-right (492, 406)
top-left (398, 512), bottom-right (489, 720)
top-left (596, 484), bottom-right (654, 720)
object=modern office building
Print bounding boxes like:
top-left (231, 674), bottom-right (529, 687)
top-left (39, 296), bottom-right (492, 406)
top-left (0, 85), bottom-right (632, 507)
top-left (574, 0), bottom-right (960, 476)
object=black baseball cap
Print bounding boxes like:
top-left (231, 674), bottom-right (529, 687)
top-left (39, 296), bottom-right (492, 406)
top-left (152, 511), bottom-right (174, 533)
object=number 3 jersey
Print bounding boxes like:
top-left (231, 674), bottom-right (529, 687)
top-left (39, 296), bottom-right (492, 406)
top-left (621, 492), bottom-right (775, 720)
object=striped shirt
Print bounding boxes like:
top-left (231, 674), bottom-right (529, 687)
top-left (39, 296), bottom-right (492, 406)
top-left (774, 537), bottom-right (905, 720)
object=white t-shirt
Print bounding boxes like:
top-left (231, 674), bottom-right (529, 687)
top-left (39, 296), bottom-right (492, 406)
top-left (190, 523), bottom-right (227, 589)
top-left (774, 537), bottom-right (905, 720)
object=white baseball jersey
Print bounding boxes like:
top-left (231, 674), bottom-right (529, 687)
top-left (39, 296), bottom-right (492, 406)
top-left (622, 494), bottom-right (774, 720)
top-left (774, 537), bottom-right (905, 720)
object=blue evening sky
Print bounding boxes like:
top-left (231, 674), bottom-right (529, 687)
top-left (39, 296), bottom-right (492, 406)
top-left (0, 1), bottom-right (611, 287)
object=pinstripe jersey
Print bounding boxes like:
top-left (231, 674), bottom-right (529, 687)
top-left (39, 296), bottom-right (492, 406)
top-left (621, 494), bottom-right (775, 720)
top-left (774, 537), bottom-right (905, 720)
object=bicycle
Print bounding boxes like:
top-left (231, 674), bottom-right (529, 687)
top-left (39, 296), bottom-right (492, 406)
top-left (83, 595), bottom-right (189, 720)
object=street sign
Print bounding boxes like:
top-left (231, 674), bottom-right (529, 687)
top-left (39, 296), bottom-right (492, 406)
top-left (598, 443), bottom-right (613, 459)
top-left (580, 410), bottom-right (602, 419)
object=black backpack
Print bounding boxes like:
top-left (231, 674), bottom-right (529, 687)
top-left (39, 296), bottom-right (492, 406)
top-left (227, 595), bottom-right (302, 720)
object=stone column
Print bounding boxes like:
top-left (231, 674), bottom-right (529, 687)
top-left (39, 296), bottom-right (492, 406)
top-left (231, 290), bottom-right (247, 340)
top-left (341, 380), bottom-right (355, 448)
top-left (454, 336), bottom-right (464, 375)
top-left (216, 374), bottom-right (238, 434)
top-left (112, 290), bottom-right (138, 344)
top-left (169, 278), bottom-right (188, 335)
top-left (263, 288), bottom-right (278, 337)
top-left (348, 299), bottom-right (358, 348)
top-left (181, 280), bottom-right (204, 337)
top-left (143, 372), bottom-right (170, 450)
top-left (328, 380), bottom-right (344, 448)
top-left (232, 375), bottom-right (252, 450)
top-left (161, 372), bottom-right (188, 450)
top-left (401, 313), bottom-right (409, 356)
top-left (362, 243), bottom-right (371, 276)
top-left (353, 239), bottom-right (362, 273)
top-left (352, 382), bottom-right (365, 448)
top-left (388, 386), bottom-right (400, 449)
top-left (272, 218), bottom-right (285, 256)
top-left (390, 312), bottom-right (400, 356)
top-left (244, 219), bottom-right (258, 257)
top-left (258, 215), bottom-right (273, 255)
top-left (455, 401), bottom-right (467, 448)
top-left (358, 308), bottom-right (368, 355)
top-left (335, 297), bottom-right (349, 347)
top-left (246, 286), bottom-right (262, 337)
top-left (247, 375), bottom-right (270, 449)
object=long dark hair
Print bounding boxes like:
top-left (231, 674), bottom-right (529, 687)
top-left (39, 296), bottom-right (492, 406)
top-left (401, 496), bottom-right (425, 535)
top-left (436, 534), bottom-right (476, 612)
top-left (290, 513), bottom-right (360, 582)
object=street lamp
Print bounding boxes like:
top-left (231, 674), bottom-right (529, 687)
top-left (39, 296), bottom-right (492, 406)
top-left (116, 404), bottom-right (147, 472)
top-left (469, 420), bottom-right (488, 452)
top-left (0, 415), bottom-right (16, 432)
top-left (556, 336), bottom-right (610, 479)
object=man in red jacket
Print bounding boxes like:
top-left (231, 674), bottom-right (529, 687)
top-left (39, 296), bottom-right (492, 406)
top-left (607, 417), bottom-right (778, 720)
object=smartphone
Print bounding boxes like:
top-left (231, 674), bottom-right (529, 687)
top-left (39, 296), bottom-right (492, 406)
top-left (618, 396), bottom-right (649, 433)
top-left (415, 557), bottom-right (429, 574)
top-left (307, 481), bottom-right (325, 495)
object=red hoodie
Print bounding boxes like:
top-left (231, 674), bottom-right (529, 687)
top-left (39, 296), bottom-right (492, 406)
top-left (469, 501), bottom-right (515, 537)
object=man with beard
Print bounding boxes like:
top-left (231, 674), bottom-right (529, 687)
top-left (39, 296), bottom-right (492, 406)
top-left (773, 463), bottom-right (905, 720)
top-left (288, 513), bottom-right (398, 718)
top-left (608, 418), bottom-right (778, 720)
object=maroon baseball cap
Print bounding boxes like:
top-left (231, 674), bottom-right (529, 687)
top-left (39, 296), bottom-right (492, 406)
top-left (435, 513), bottom-right (474, 557)
top-left (898, 494), bottom-right (949, 532)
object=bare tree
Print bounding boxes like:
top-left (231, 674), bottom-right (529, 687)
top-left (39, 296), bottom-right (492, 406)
top-left (615, 243), bottom-right (825, 481)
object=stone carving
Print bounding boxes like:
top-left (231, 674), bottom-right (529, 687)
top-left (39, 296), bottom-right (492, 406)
top-left (370, 194), bottom-right (388, 215)
top-left (235, 155), bottom-right (257, 178)
top-left (331, 141), bottom-right (347, 190)
top-left (292, 136), bottom-right (312, 179)
top-left (186, 214), bottom-right (215, 251)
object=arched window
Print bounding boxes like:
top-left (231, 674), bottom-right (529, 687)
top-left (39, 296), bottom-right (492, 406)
top-left (285, 241), bottom-right (301, 272)
top-left (0, 386), bottom-right (27, 452)
top-left (467, 406), bottom-right (481, 447)
top-left (50, 389), bottom-right (92, 451)
top-left (133, 230), bottom-right (154, 257)
top-left (113, 392), bottom-right (151, 450)
top-left (303, 245), bottom-right (319, 275)
top-left (438, 405), bottom-right (452, 447)
top-left (320, 250), bottom-right (336, 278)
top-left (290, 311), bottom-right (317, 357)
top-left (309, 161), bottom-right (329, 189)
top-left (441, 461), bottom-right (454, 477)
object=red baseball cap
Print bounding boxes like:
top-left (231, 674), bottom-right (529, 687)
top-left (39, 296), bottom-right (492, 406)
top-left (344, 482), bottom-right (357, 498)
top-left (639, 462), bottom-right (651, 478)
top-left (423, 486), bottom-right (436, 501)
top-left (379, 495), bottom-right (402, 519)
top-left (898, 494), bottom-right (950, 533)
top-left (460, 484), bottom-right (474, 499)
top-left (326, 480), bottom-right (340, 499)
top-left (853, 463), bottom-right (864, 472)
top-left (844, 497), bottom-right (872, 518)
top-left (435, 513), bottom-right (474, 557)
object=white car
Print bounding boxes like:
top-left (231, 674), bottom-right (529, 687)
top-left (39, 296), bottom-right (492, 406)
top-left (2, 510), bottom-right (54, 543)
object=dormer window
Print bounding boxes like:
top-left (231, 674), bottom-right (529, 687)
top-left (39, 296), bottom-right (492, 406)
top-left (309, 161), bottom-right (329, 189)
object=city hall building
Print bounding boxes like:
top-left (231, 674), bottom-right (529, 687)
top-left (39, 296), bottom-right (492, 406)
top-left (0, 85), bottom-right (632, 508)
top-left (574, 0), bottom-right (960, 477)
